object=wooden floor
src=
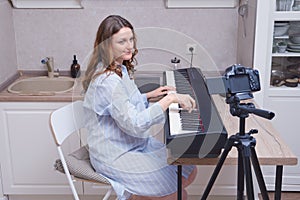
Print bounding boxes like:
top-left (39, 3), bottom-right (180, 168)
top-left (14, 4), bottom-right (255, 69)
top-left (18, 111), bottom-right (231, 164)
top-left (259, 192), bottom-right (300, 200)
top-left (188, 192), bottom-right (300, 200)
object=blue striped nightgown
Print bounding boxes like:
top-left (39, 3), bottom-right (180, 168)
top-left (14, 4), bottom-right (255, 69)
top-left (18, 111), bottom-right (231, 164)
top-left (83, 65), bottom-right (195, 199)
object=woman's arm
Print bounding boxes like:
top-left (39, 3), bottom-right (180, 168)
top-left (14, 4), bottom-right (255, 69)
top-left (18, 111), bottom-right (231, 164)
top-left (145, 86), bottom-right (175, 100)
top-left (158, 93), bottom-right (177, 111)
top-left (158, 93), bottom-right (196, 112)
top-left (146, 86), bottom-right (196, 112)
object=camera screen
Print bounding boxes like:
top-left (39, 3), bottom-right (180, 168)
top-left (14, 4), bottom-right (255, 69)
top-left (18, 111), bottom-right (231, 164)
top-left (228, 74), bottom-right (251, 94)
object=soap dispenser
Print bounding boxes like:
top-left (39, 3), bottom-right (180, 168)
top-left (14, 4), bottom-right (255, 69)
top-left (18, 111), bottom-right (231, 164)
top-left (70, 55), bottom-right (81, 78)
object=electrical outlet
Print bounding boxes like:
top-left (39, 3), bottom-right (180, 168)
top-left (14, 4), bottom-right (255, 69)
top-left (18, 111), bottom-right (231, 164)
top-left (186, 43), bottom-right (197, 55)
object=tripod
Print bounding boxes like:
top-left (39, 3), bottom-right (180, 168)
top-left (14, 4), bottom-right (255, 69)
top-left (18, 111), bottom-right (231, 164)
top-left (201, 95), bottom-right (275, 200)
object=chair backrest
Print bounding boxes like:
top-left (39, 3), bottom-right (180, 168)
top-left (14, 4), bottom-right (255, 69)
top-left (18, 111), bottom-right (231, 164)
top-left (50, 100), bottom-right (85, 146)
top-left (49, 100), bottom-right (113, 200)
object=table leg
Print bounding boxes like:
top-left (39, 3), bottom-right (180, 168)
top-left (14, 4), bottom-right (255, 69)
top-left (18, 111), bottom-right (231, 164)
top-left (178, 165), bottom-right (182, 200)
top-left (274, 165), bottom-right (283, 200)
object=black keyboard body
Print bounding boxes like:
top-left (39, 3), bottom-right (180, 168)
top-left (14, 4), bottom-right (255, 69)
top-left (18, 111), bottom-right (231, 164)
top-left (164, 68), bottom-right (228, 158)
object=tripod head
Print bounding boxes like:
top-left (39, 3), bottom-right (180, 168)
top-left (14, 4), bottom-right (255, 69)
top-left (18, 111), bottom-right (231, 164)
top-left (226, 93), bottom-right (275, 120)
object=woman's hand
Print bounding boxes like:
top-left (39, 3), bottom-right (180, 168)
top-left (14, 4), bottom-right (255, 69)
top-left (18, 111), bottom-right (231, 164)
top-left (146, 85), bottom-right (176, 100)
top-left (174, 93), bottom-right (196, 113)
top-left (158, 92), bottom-right (196, 113)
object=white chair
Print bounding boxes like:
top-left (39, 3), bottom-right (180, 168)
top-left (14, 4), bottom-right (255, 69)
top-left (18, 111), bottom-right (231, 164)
top-left (49, 100), bottom-right (113, 200)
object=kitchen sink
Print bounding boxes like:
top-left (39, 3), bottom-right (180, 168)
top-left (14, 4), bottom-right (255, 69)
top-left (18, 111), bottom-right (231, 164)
top-left (7, 76), bottom-right (75, 95)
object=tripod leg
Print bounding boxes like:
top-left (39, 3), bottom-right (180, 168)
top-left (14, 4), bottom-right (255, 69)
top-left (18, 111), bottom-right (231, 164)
top-left (250, 148), bottom-right (270, 200)
top-left (237, 150), bottom-right (245, 200)
top-left (177, 165), bottom-right (182, 200)
top-left (201, 138), bottom-right (234, 200)
top-left (243, 149), bottom-right (255, 200)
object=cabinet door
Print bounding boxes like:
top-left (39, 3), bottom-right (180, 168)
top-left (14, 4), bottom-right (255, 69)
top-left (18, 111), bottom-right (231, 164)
top-left (262, 97), bottom-right (300, 191)
top-left (0, 102), bottom-right (82, 194)
top-left (253, 0), bottom-right (300, 190)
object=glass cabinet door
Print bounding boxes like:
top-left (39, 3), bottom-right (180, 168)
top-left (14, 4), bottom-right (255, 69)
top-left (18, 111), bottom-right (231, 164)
top-left (271, 0), bottom-right (300, 89)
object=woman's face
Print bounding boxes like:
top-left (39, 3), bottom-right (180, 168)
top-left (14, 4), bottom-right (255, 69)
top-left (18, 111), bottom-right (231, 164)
top-left (111, 27), bottom-right (134, 65)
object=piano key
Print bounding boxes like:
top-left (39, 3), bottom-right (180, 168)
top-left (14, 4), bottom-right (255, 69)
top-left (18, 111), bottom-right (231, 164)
top-left (165, 70), bottom-right (205, 135)
top-left (165, 71), bottom-right (176, 87)
top-left (168, 109), bottom-right (196, 135)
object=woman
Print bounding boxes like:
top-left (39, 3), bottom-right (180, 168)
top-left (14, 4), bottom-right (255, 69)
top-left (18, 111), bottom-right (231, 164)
top-left (82, 15), bottom-right (197, 200)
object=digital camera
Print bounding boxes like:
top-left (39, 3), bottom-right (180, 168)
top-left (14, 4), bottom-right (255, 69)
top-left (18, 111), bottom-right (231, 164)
top-left (223, 64), bottom-right (260, 97)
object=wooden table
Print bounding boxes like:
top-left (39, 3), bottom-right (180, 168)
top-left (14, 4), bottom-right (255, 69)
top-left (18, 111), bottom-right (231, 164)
top-left (168, 95), bottom-right (298, 200)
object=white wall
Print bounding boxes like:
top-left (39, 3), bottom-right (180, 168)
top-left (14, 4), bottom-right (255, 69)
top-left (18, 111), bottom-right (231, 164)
top-left (11, 0), bottom-right (239, 73)
top-left (237, 0), bottom-right (257, 68)
top-left (0, 0), bottom-right (18, 85)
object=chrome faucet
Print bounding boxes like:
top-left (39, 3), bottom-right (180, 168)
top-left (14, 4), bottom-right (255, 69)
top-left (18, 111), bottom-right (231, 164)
top-left (41, 57), bottom-right (59, 78)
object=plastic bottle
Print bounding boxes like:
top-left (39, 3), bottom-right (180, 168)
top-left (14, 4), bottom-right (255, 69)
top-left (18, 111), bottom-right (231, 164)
top-left (70, 55), bottom-right (81, 78)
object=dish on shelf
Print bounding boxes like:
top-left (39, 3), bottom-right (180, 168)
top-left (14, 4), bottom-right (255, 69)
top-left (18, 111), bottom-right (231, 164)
top-left (287, 42), bottom-right (300, 49)
top-left (287, 57), bottom-right (300, 63)
top-left (276, 0), bottom-right (294, 11)
top-left (271, 70), bottom-right (299, 87)
top-left (285, 78), bottom-right (299, 87)
top-left (289, 21), bottom-right (300, 27)
top-left (274, 24), bottom-right (290, 36)
top-left (293, 0), bottom-right (300, 10)
top-left (286, 47), bottom-right (300, 52)
top-left (292, 5), bottom-right (300, 11)
top-left (271, 69), bottom-right (298, 86)
top-left (287, 63), bottom-right (300, 75)
top-left (288, 23), bottom-right (300, 45)
top-left (272, 61), bottom-right (282, 69)
top-left (289, 35), bottom-right (300, 44)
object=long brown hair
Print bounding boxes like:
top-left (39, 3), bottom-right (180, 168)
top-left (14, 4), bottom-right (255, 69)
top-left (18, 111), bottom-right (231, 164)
top-left (82, 15), bottom-right (138, 91)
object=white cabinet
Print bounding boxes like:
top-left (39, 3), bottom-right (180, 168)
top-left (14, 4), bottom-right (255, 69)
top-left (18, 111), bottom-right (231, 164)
top-left (0, 102), bottom-right (110, 196)
top-left (0, 102), bottom-right (81, 194)
top-left (262, 98), bottom-right (300, 191)
top-left (253, 0), bottom-right (300, 191)
top-left (0, 101), bottom-right (237, 198)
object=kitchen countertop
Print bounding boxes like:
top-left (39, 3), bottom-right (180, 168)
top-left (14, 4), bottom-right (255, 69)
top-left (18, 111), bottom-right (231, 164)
top-left (0, 71), bottom-right (84, 102)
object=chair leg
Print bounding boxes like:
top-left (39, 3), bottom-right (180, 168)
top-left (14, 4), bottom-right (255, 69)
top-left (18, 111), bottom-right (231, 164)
top-left (58, 147), bottom-right (80, 200)
top-left (102, 186), bottom-right (113, 200)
